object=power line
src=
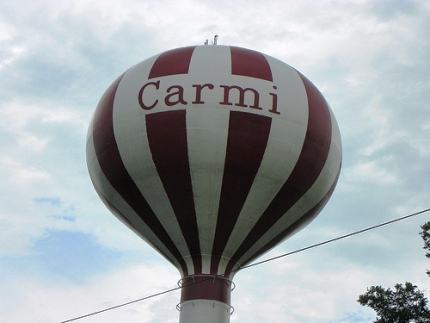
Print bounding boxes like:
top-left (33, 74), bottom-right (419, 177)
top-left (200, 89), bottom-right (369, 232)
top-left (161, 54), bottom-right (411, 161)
top-left (239, 207), bottom-right (430, 271)
top-left (61, 207), bottom-right (430, 322)
top-left (60, 285), bottom-right (183, 323)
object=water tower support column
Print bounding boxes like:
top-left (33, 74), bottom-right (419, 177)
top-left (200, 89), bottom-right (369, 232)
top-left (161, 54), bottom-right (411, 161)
top-left (178, 275), bottom-right (234, 323)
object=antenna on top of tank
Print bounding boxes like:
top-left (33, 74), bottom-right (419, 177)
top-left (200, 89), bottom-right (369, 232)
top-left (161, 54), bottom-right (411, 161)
top-left (204, 35), bottom-right (219, 45)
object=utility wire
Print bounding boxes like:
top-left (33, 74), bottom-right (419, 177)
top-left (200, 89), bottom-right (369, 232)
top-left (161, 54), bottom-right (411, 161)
top-left (60, 285), bottom-right (183, 323)
top-left (239, 207), bottom-right (430, 271)
top-left (60, 277), bottom-right (217, 323)
top-left (61, 207), bottom-right (430, 322)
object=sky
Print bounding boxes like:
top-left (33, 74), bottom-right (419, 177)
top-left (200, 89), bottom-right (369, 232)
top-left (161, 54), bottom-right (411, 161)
top-left (1, 0), bottom-right (430, 322)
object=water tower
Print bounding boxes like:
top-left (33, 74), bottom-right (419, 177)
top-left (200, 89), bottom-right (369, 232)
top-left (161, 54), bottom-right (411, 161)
top-left (86, 43), bottom-right (342, 322)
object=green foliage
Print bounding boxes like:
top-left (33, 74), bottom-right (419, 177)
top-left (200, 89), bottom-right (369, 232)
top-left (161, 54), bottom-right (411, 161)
top-left (358, 282), bottom-right (430, 323)
top-left (420, 221), bottom-right (430, 277)
top-left (357, 221), bottom-right (430, 322)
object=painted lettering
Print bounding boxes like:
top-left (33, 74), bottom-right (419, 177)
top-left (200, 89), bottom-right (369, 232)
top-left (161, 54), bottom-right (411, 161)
top-left (138, 80), bottom-right (280, 115)
top-left (138, 80), bottom-right (160, 110)
top-left (192, 84), bottom-right (215, 104)
top-left (219, 85), bottom-right (262, 111)
top-left (269, 86), bottom-right (280, 115)
top-left (165, 85), bottom-right (187, 106)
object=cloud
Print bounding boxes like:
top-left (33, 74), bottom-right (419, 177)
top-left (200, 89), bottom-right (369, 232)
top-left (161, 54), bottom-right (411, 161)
top-left (231, 256), bottom-right (378, 323)
top-left (0, 0), bottom-right (429, 322)
top-left (0, 261), bottom-right (180, 323)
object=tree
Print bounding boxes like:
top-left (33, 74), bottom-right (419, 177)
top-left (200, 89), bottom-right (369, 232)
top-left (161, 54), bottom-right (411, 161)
top-left (358, 282), bottom-right (430, 323)
top-left (419, 221), bottom-right (430, 277)
top-left (358, 221), bottom-right (430, 323)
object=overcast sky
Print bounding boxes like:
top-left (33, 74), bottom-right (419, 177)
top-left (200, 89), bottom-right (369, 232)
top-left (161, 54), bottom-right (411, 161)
top-left (1, 1), bottom-right (430, 322)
